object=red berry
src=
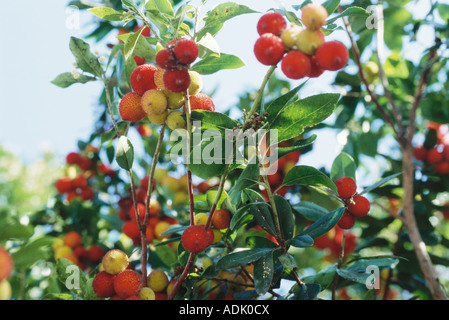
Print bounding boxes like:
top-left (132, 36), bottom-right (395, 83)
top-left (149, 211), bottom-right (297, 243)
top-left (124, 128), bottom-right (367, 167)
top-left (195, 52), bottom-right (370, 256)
top-left (188, 93), bottom-right (215, 112)
top-left (130, 64), bottom-right (158, 95)
top-left (129, 202), bottom-right (147, 223)
top-left (335, 177), bottom-right (357, 200)
top-left (181, 225), bottom-right (211, 253)
top-left (80, 186), bottom-right (94, 201)
top-left (257, 12), bottom-right (287, 36)
top-left (122, 220), bottom-right (141, 241)
top-left (133, 55), bottom-right (146, 66)
top-left (173, 38), bottom-right (199, 65)
top-left (87, 245), bottom-right (104, 263)
top-left (163, 68), bottom-right (191, 93)
top-left (93, 271), bottom-right (116, 298)
top-left (435, 161), bottom-right (449, 175)
top-left (119, 92), bottom-right (147, 122)
top-left (113, 270), bottom-right (143, 299)
top-left (281, 50), bottom-right (311, 79)
top-left (211, 209), bottom-right (231, 230)
top-left (427, 147), bottom-right (443, 165)
top-left (443, 145), bottom-right (449, 161)
top-left (413, 145), bottom-right (428, 161)
top-left (155, 48), bottom-right (177, 69)
top-left (315, 41), bottom-right (349, 71)
top-left (254, 33), bottom-right (285, 66)
top-left (134, 25), bottom-right (151, 37)
top-left (347, 195), bottom-right (370, 217)
top-left (337, 210), bottom-right (356, 229)
top-left (55, 178), bottom-right (73, 194)
top-left (66, 152), bottom-right (82, 165)
top-left (308, 55), bottom-right (324, 78)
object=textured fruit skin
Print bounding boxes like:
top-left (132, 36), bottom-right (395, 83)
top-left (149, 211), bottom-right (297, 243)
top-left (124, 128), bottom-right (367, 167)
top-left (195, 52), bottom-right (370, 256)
top-left (130, 64), bottom-right (158, 95)
top-left (301, 3), bottom-right (328, 30)
top-left (315, 41), bottom-right (349, 71)
top-left (254, 33), bottom-right (285, 66)
top-left (154, 221), bottom-right (170, 240)
top-left (113, 270), bottom-right (143, 299)
top-left (92, 271), bottom-right (116, 298)
top-left (427, 148), bottom-right (443, 165)
top-left (280, 25), bottom-right (301, 50)
top-left (148, 110), bottom-right (169, 125)
top-left (335, 177), bottom-right (357, 200)
top-left (155, 48), bottom-right (177, 69)
top-left (0, 247), bottom-right (13, 281)
top-left (347, 195), bottom-right (370, 217)
top-left (189, 93), bottom-right (215, 112)
top-left (147, 270), bottom-right (169, 293)
top-left (122, 220), bottom-right (141, 241)
top-left (163, 68), bottom-right (191, 93)
top-left (119, 92), bottom-right (146, 122)
top-left (309, 55), bottom-right (325, 78)
top-left (164, 90), bottom-right (185, 110)
top-left (194, 213), bottom-right (209, 226)
top-left (337, 210), bottom-right (356, 229)
top-left (166, 110), bottom-right (187, 130)
top-left (212, 209), bottom-right (231, 230)
top-left (64, 231), bottom-right (82, 248)
top-left (413, 145), bottom-right (428, 161)
top-left (138, 287), bottom-right (156, 300)
top-left (141, 89), bottom-right (168, 116)
top-left (154, 68), bottom-right (166, 90)
top-left (296, 29), bottom-right (325, 55)
top-left (281, 50), bottom-right (311, 79)
top-left (257, 11), bottom-right (287, 36)
top-left (87, 245), bottom-right (105, 263)
top-left (173, 38), bottom-right (199, 65)
top-left (181, 225), bottom-right (211, 253)
top-left (102, 249), bottom-right (129, 275)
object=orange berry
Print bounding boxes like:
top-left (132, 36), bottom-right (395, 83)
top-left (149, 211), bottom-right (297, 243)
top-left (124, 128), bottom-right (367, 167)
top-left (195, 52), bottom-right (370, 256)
top-left (181, 225), bottom-right (211, 253)
top-left (113, 270), bottom-right (142, 299)
top-left (301, 3), bottom-right (328, 30)
top-left (119, 92), bottom-right (146, 122)
top-left (93, 271), bottom-right (116, 298)
top-left (212, 209), bottom-right (231, 230)
top-left (87, 245), bottom-right (105, 263)
top-left (64, 231), bottom-right (82, 249)
top-left (0, 247), bottom-right (13, 281)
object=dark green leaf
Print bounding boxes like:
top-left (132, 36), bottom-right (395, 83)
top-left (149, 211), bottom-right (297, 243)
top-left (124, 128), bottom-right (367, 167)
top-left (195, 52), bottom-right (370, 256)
top-left (69, 37), bottom-right (103, 77)
top-left (191, 110), bottom-right (239, 132)
top-left (250, 202), bottom-right (277, 237)
top-left (282, 165), bottom-right (337, 193)
top-left (288, 234), bottom-right (314, 248)
top-left (216, 248), bottom-right (274, 270)
top-left (359, 172), bottom-right (402, 195)
top-left (298, 207), bottom-right (345, 239)
top-left (293, 201), bottom-right (329, 221)
top-left (274, 195), bottom-right (295, 240)
top-left (254, 250), bottom-right (274, 295)
top-left (51, 72), bottom-right (97, 88)
top-left (191, 53), bottom-right (245, 75)
top-left (330, 151), bottom-right (356, 182)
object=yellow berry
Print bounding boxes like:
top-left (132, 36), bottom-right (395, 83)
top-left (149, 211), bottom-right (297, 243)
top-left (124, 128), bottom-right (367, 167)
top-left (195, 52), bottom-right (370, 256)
top-left (148, 109), bottom-right (169, 125)
top-left (296, 29), bottom-right (325, 55)
top-left (301, 3), bottom-right (328, 30)
top-left (138, 287), bottom-right (156, 300)
top-left (280, 25), bottom-right (301, 50)
top-left (166, 110), bottom-right (187, 131)
top-left (188, 71), bottom-right (203, 95)
top-left (194, 213), bottom-right (209, 226)
top-left (141, 89), bottom-right (167, 116)
top-left (154, 68), bottom-right (165, 90)
top-left (102, 249), bottom-right (129, 275)
top-left (154, 221), bottom-right (171, 240)
top-left (54, 245), bottom-right (73, 260)
top-left (0, 280), bottom-right (11, 300)
top-left (147, 270), bottom-right (169, 293)
top-left (163, 90), bottom-right (185, 110)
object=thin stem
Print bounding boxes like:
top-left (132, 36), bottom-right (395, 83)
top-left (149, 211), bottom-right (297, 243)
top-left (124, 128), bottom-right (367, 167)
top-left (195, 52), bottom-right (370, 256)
top-left (332, 229), bottom-right (347, 300)
top-left (204, 164), bottom-right (230, 230)
top-left (168, 253), bottom-right (196, 300)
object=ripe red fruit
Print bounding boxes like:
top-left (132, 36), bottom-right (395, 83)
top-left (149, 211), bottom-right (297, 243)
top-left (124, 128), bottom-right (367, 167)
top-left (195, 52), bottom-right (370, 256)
top-left (80, 187), bottom-right (94, 201)
top-left (173, 38), bottom-right (199, 65)
top-left (257, 11), bottom-right (287, 36)
top-left (155, 48), bottom-right (177, 70)
top-left (212, 209), bottom-right (232, 230)
top-left (93, 271), bottom-right (116, 298)
top-left (72, 175), bottom-right (88, 189)
top-left (181, 225), bottom-right (211, 253)
top-left (122, 220), bottom-right (141, 241)
top-left (443, 145), bottom-right (449, 161)
top-left (189, 93), bottom-right (215, 112)
top-left (134, 25), bottom-right (151, 37)
top-left (427, 148), bottom-right (443, 165)
top-left (335, 177), bottom-right (357, 200)
top-left (281, 50), bottom-right (311, 79)
top-left (413, 145), bottom-right (428, 161)
top-left (315, 41), bottom-right (349, 71)
top-left (129, 202), bottom-right (147, 223)
top-left (163, 68), bottom-right (191, 93)
top-left (337, 210), bottom-right (356, 229)
top-left (73, 246), bottom-right (89, 262)
top-left (66, 152), bottom-right (82, 165)
top-left (55, 178), bottom-right (73, 194)
top-left (87, 245), bottom-right (105, 263)
top-left (347, 195), bottom-right (370, 217)
top-left (113, 270), bottom-right (143, 299)
top-left (130, 64), bottom-right (158, 95)
top-left (0, 246), bottom-right (13, 281)
top-left (119, 92), bottom-right (147, 122)
top-left (435, 161), bottom-right (449, 175)
top-left (254, 33), bottom-right (285, 66)
top-left (133, 55), bottom-right (146, 66)
top-left (64, 231), bottom-right (82, 248)
top-left (308, 55), bottom-right (325, 78)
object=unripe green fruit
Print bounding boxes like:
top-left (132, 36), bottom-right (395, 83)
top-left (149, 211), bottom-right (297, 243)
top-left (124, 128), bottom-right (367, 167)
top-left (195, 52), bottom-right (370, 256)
top-left (280, 25), bottom-right (301, 50)
top-left (362, 61), bottom-right (379, 84)
top-left (194, 213), bottom-right (209, 226)
top-left (141, 89), bottom-right (168, 116)
top-left (296, 29), bottom-right (324, 55)
top-left (166, 111), bottom-right (187, 130)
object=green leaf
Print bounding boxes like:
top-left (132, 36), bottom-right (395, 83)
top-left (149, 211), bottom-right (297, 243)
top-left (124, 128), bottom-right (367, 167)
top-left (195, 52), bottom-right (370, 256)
top-left (336, 268), bottom-right (370, 285)
top-left (274, 195), bottom-right (294, 240)
top-left (269, 93), bottom-right (340, 142)
top-left (197, 2), bottom-right (258, 39)
top-left (197, 32), bottom-right (221, 56)
top-left (322, 0), bottom-right (341, 15)
top-left (216, 248), bottom-right (274, 270)
top-left (264, 82), bottom-right (306, 118)
top-left (123, 29), bottom-right (156, 84)
top-left (327, 6), bottom-right (370, 24)
top-left (346, 257), bottom-right (400, 273)
top-left (330, 151), bottom-right (357, 182)
top-left (298, 207), bottom-right (345, 239)
top-left (100, 122), bottom-right (127, 144)
top-left (51, 72), bottom-right (97, 88)
top-left (115, 136), bottom-right (134, 170)
top-left (0, 218), bottom-right (33, 241)
top-left (302, 265), bottom-right (337, 290)
top-left (145, 0), bottom-right (174, 17)
top-left (282, 165), bottom-right (337, 193)
top-left (250, 202), bottom-right (277, 237)
top-left (206, 189), bottom-right (228, 209)
top-left (191, 110), bottom-right (239, 132)
top-left (229, 163), bottom-right (260, 206)
top-left (191, 53), bottom-right (245, 75)
top-left (278, 253), bottom-right (298, 270)
top-left (359, 172), bottom-right (402, 195)
top-left (254, 250), bottom-right (274, 295)
top-left (56, 258), bottom-right (88, 296)
top-left (121, 0), bottom-right (138, 11)
top-left (69, 37), bottom-right (103, 77)
top-left (288, 234), bottom-right (314, 248)
top-left (276, 135), bottom-right (317, 159)
top-left (11, 237), bottom-right (53, 269)
top-left (293, 201), bottom-right (329, 221)
top-left (88, 7), bottom-right (124, 21)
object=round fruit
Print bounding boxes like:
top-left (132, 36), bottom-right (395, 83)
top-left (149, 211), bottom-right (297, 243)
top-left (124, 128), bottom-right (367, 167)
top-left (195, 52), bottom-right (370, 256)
top-left (335, 177), bottom-right (357, 200)
top-left (87, 245), bottom-right (105, 263)
top-left (0, 247), bottom-right (13, 281)
top-left (102, 249), bottom-right (129, 275)
top-left (257, 11), bottom-right (287, 36)
top-left (163, 90), bottom-right (185, 110)
top-left (166, 110), bottom-right (187, 131)
top-left (148, 109), bottom-right (169, 125)
top-left (296, 29), bottom-right (325, 55)
top-left (129, 202), bottom-right (147, 223)
top-left (188, 93), bottom-right (215, 112)
top-left (413, 145), bottom-right (428, 161)
top-left (436, 161), bottom-right (449, 175)
top-left (443, 145), bottom-right (449, 161)
top-left (146, 270), bottom-right (169, 293)
top-left (55, 178), bottom-right (73, 194)
top-left (347, 195), bottom-right (370, 217)
top-left (154, 68), bottom-right (166, 90)
top-left (155, 48), bottom-right (177, 70)
top-left (130, 64), bottom-right (158, 95)
top-left (194, 213), bottom-right (209, 226)
top-left (138, 287), bottom-right (156, 300)
top-left (66, 152), bottom-right (82, 165)
top-left (92, 271), bottom-right (116, 298)
top-left (163, 68), bottom-right (191, 93)
top-left (154, 221), bottom-right (170, 240)
top-left (427, 148), bottom-right (443, 165)
top-left (181, 225), bottom-right (211, 253)
top-left (119, 92), bottom-right (147, 122)
top-left (212, 209), bottom-right (231, 230)
top-left (281, 50), bottom-right (311, 79)
top-left (254, 33), bottom-right (285, 66)
top-left (188, 71), bottom-right (203, 95)
top-left (337, 210), bottom-right (356, 229)
top-left (280, 25), bottom-right (301, 50)
top-left (122, 221), bottom-right (141, 241)
top-left (301, 3), bottom-right (328, 30)
top-left (315, 41), bottom-right (349, 71)
top-left (141, 89), bottom-right (168, 116)
top-left (173, 38), bottom-right (199, 65)
top-left (64, 231), bottom-right (82, 248)
top-left (0, 279), bottom-right (11, 300)
top-left (113, 269), bottom-right (142, 299)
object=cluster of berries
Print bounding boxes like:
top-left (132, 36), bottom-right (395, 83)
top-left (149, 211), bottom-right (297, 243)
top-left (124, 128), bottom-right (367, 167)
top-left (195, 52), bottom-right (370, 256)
top-left (53, 231), bottom-right (105, 271)
top-left (314, 226), bottom-right (357, 259)
top-left (254, 4), bottom-right (349, 79)
top-left (413, 122), bottom-right (449, 175)
top-left (335, 176), bottom-right (371, 229)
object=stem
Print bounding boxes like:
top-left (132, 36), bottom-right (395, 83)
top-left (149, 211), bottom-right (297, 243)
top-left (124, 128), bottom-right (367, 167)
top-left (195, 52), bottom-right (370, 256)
top-left (261, 174), bottom-right (284, 245)
top-left (204, 164), bottom-right (229, 230)
top-left (332, 230), bottom-right (346, 300)
top-left (168, 253), bottom-right (196, 300)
